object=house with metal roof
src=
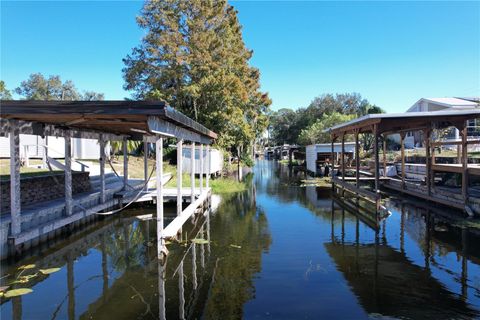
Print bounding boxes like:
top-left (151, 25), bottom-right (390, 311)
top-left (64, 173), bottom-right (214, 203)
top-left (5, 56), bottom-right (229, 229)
top-left (404, 97), bottom-right (479, 147)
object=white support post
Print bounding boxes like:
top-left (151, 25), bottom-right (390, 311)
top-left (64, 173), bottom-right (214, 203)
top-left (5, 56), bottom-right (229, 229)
top-left (206, 145), bottom-right (210, 189)
top-left (99, 135), bottom-right (106, 204)
top-left (191, 142), bottom-right (195, 203)
top-left (156, 137), bottom-right (165, 257)
top-left (65, 131), bottom-right (73, 216)
top-left (144, 137), bottom-right (149, 191)
top-left (42, 136), bottom-right (48, 169)
top-left (200, 144), bottom-right (204, 194)
top-left (123, 137), bottom-right (128, 190)
top-left (9, 121), bottom-right (21, 237)
top-left (177, 139), bottom-right (183, 216)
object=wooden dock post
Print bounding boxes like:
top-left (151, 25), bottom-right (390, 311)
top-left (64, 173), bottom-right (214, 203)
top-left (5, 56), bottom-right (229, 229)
top-left (99, 135), bottom-right (106, 203)
top-left (331, 135), bottom-right (335, 192)
top-left (382, 135), bottom-right (387, 177)
top-left (424, 128), bottom-right (432, 196)
top-left (65, 131), bottom-right (73, 216)
top-left (461, 121), bottom-right (469, 204)
top-left (9, 120), bottom-right (21, 237)
top-left (355, 130), bottom-right (360, 188)
top-left (400, 132), bottom-right (406, 190)
top-left (373, 125), bottom-right (380, 212)
top-left (156, 137), bottom-right (165, 258)
top-left (191, 142), bottom-right (195, 203)
top-left (143, 136), bottom-right (149, 192)
top-left (341, 134), bottom-right (345, 197)
top-left (373, 125), bottom-right (379, 192)
top-left (206, 145), bottom-right (210, 189)
top-left (341, 134), bottom-right (345, 182)
top-left (177, 139), bottom-right (183, 216)
top-left (200, 144), bottom-right (204, 194)
top-left (122, 137), bottom-right (128, 191)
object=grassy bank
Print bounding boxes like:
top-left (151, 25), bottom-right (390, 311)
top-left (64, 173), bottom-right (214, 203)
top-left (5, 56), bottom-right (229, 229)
top-left (0, 156), bottom-right (246, 194)
top-left (301, 177), bottom-right (331, 188)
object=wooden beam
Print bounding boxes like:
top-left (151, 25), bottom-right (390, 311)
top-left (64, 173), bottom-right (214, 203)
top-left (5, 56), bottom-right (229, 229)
top-left (332, 177), bottom-right (380, 200)
top-left (65, 131), bottom-right (73, 216)
top-left (9, 120), bottom-right (21, 237)
top-left (156, 136), bottom-right (165, 258)
top-left (382, 182), bottom-right (465, 210)
top-left (148, 117), bottom-right (213, 145)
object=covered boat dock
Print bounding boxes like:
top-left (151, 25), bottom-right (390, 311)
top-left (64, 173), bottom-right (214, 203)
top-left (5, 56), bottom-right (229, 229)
top-left (0, 100), bottom-right (217, 259)
top-left (327, 110), bottom-right (480, 216)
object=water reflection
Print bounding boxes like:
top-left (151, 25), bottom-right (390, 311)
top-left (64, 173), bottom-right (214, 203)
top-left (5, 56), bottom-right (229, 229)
top-left (1, 172), bottom-right (270, 319)
top-left (1, 160), bottom-right (479, 319)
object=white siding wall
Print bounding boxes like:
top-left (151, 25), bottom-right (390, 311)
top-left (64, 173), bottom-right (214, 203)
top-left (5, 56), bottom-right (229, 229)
top-left (182, 147), bottom-right (223, 175)
top-left (0, 135), bottom-right (100, 159)
top-left (306, 145), bottom-right (317, 174)
top-left (306, 143), bottom-right (356, 175)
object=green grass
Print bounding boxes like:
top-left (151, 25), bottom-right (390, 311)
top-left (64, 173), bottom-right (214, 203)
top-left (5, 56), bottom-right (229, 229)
top-left (300, 177), bottom-right (331, 188)
top-left (1, 155), bottom-right (245, 194)
top-left (210, 178), bottom-right (247, 194)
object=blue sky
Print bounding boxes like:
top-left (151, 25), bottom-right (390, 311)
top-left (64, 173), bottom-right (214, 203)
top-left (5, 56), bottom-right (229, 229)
top-left (1, 1), bottom-right (479, 113)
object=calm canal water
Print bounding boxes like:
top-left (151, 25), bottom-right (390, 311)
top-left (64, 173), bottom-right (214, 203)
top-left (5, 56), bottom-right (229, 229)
top-left (1, 160), bottom-right (480, 319)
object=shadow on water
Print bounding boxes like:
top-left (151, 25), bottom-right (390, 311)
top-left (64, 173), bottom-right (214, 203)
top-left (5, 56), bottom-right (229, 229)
top-left (1, 160), bottom-right (479, 319)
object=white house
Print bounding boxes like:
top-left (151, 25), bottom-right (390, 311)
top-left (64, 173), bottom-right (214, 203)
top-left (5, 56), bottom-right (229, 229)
top-left (306, 142), bottom-right (356, 176)
top-left (0, 134), bottom-right (103, 160)
top-left (406, 97), bottom-right (479, 145)
top-left (387, 97), bottom-right (479, 148)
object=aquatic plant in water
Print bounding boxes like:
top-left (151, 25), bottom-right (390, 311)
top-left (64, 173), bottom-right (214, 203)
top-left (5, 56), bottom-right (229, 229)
top-left (0, 264), bottom-right (61, 299)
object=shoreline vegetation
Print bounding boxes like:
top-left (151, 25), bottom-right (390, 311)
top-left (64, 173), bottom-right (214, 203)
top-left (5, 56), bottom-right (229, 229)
top-left (0, 156), bottom-right (247, 194)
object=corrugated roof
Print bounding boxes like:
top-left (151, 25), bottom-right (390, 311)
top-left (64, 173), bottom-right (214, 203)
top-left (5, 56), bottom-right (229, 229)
top-left (424, 97), bottom-right (478, 106)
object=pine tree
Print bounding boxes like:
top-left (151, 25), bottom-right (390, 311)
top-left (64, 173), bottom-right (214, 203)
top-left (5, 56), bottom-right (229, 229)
top-left (123, 0), bottom-right (270, 156)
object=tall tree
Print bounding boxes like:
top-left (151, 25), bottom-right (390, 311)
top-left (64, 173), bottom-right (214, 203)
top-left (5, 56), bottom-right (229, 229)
top-left (123, 0), bottom-right (270, 159)
top-left (268, 92), bottom-right (384, 146)
top-left (0, 81), bottom-right (12, 100)
top-left (298, 112), bottom-right (356, 145)
top-left (82, 91), bottom-right (105, 101)
top-left (15, 73), bottom-right (104, 101)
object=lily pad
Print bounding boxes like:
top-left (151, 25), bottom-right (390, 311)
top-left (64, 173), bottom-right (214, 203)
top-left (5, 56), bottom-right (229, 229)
top-left (191, 238), bottom-right (209, 244)
top-left (18, 264), bottom-right (36, 270)
top-left (39, 268), bottom-right (61, 275)
top-left (4, 288), bottom-right (33, 298)
top-left (229, 244), bottom-right (242, 249)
